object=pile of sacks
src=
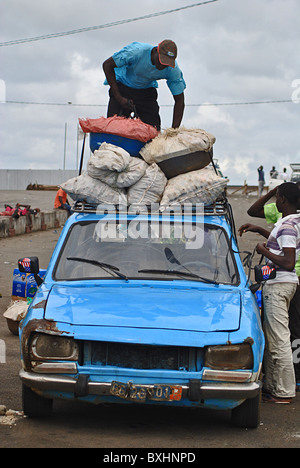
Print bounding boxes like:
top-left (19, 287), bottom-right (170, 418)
top-left (60, 127), bottom-right (228, 209)
top-left (61, 143), bottom-right (167, 206)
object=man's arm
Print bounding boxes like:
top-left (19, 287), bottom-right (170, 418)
top-left (102, 57), bottom-right (133, 110)
top-left (238, 223), bottom-right (270, 239)
top-left (256, 244), bottom-right (296, 271)
top-left (172, 92), bottom-right (185, 128)
top-left (247, 187), bottom-right (277, 218)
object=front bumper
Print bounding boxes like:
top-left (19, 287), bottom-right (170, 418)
top-left (20, 370), bottom-right (261, 401)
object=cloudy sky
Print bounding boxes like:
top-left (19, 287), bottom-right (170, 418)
top-left (0, 0), bottom-right (299, 185)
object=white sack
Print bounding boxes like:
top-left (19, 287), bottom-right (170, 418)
top-left (140, 127), bottom-right (216, 164)
top-left (60, 172), bottom-right (127, 205)
top-left (116, 157), bottom-right (149, 188)
top-left (87, 142), bottom-right (148, 188)
top-left (160, 167), bottom-right (229, 209)
top-left (3, 301), bottom-right (28, 322)
top-left (127, 163), bottom-right (167, 205)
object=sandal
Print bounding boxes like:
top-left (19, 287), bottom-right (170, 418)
top-left (262, 392), bottom-right (292, 404)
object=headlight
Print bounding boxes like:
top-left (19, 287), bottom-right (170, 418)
top-left (30, 334), bottom-right (79, 361)
top-left (204, 344), bottom-right (253, 370)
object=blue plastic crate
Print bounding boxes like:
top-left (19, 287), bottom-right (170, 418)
top-left (90, 133), bottom-right (146, 156)
top-left (12, 268), bottom-right (47, 299)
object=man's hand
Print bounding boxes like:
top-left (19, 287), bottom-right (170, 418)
top-left (238, 223), bottom-right (260, 237)
top-left (238, 223), bottom-right (270, 239)
top-left (118, 97), bottom-right (134, 111)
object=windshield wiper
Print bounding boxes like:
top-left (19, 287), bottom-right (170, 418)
top-left (138, 268), bottom-right (217, 284)
top-left (67, 257), bottom-right (128, 280)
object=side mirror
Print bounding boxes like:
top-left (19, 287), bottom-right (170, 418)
top-left (18, 256), bottom-right (40, 274)
top-left (254, 264), bottom-right (276, 283)
top-left (250, 264), bottom-right (276, 296)
top-left (18, 257), bottom-right (43, 286)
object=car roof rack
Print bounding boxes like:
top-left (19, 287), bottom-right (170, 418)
top-left (71, 195), bottom-right (238, 242)
top-left (72, 198), bottom-right (228, 216)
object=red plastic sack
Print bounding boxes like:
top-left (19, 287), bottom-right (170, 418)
top-left (79, 116), bottom-right (159, 143)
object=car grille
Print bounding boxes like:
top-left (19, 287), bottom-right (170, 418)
top-left (88, 342), bottom-right (200, 371)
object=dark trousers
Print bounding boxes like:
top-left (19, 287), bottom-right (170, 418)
top-left (290, 285), bottom-right (300, 380)
top-left (107, 82), bottom-right (161, 130)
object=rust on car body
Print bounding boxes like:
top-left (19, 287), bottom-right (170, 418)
top-left (21, 319), bottom-right (67, 371)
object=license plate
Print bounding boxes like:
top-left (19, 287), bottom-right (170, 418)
top-left (110, 381), bottom-right (182, 402)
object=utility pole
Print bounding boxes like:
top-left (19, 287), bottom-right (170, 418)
top-left (63, 122), bottom-right (67, 170)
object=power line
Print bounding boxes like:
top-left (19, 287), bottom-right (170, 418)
top-left (0, 1), bottom-right (218, 47)
top-left (187, 99), bottom-right (299, 106)
top-left (4, 98), bottom-right (298, 107)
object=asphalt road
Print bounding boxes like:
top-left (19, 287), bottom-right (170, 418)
top-left (0, 192), bottom-right (299, 449)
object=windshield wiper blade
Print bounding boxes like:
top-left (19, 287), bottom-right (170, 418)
top-left (138, 269), bottom-right (217, 284)
top-left (67, 257), bottom-right (128, 280)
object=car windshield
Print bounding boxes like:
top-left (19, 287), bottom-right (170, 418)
top-left (54, 219), bottom-right (238, 285)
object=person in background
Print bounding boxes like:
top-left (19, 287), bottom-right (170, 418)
top-left (278, 167), bottom-right (290, 182)
top-left (240, 181), bottom-right (300, 392)
top-left (239, 182), bottom-right (300, 402)
top-left (270, 166), bottom-right (278, 179)
top-left (102, 40), bottom-right (186, 131)
top-left (54, 188), bottom-right (71, 215)
top-left (0, 204), bottom-right (40, 229)
top-left (257, 166), bottom-right (265, 197)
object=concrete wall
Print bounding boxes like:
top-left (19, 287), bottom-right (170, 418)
top-left (0, 209), bottom-right (68, 238)
top-left (0, 170), bottom-right (78, 190)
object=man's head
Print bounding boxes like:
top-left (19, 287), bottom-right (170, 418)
top-left (276, 182), bottom-right (300, 212)
top-left (156, 40), bottom-right (177, 69)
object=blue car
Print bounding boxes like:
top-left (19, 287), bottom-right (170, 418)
top-left (19, 200), bottom-right (264, 428)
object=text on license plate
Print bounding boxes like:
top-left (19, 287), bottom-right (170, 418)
top-left (110, 381), bottom-right (182, 402)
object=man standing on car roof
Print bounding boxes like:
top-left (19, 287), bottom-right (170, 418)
top-left (102, 40), bottom-right (186, 131)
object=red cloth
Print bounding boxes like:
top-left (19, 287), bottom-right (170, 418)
top-left (0, 206), bottom-right (28, 216)
top-left (0, 211), bottom-right (12, 216)
top-left (79, 115), bottom-right (159, 142)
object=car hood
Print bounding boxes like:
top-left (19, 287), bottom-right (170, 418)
top-left (44, 284), bottom-right (241, 333)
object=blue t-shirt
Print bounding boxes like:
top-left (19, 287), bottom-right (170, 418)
top-left (104, 42), bottom-right (186, 96)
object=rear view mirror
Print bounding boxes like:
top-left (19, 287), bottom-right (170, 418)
top-left (250, 263), bottom-right (276, 295)
top-left (18, 257), bottom-right (40, 274)
top-left (18, 257), bottom-right (43, 286)
top-left (254, 264), bottom-right (276, 283)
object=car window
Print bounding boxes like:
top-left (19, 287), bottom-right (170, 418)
top-left (54, 220), bottom-right (239, 285)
